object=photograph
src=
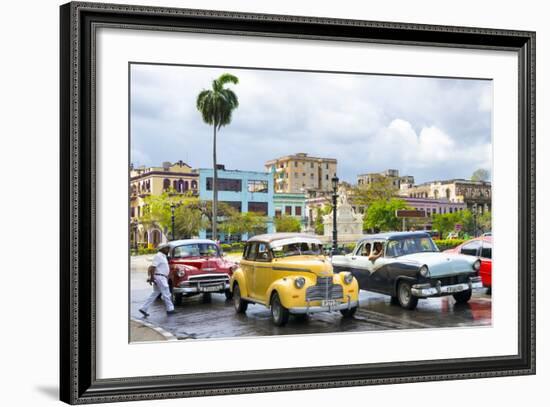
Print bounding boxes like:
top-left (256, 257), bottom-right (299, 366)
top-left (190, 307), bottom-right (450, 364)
top-left (129, 63), bottom-right (493, 341)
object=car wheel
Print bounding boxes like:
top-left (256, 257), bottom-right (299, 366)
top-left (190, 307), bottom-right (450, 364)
top-left (453, 289), bottom-right (472, 304)
top-left (340, 307), bottom-right (357, 318)
top-left (397, 281), bottom-right (418, 310)
top-left (270, 292), bottom-right (289, 326)
top-left (233, 283), bottom-right (248, 313)
top-left (173, 293), bottom-right (183, 306)
top-left (224, 288), bottom-right (233, 300)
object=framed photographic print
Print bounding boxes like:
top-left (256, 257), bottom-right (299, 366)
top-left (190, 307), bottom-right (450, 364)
top-left (60, 1), bottom-right (536, 404)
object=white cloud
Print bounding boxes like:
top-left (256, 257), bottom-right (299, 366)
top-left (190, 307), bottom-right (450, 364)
top-left (130, 64), bottom-right (493, 183)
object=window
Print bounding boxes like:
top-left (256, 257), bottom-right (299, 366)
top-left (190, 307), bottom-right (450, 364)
top-left (481, 243), bottom-right (492, 259)
top-left (244, 242), bottom-right (270, 261)
top-left (302, 173), bottom-right (306, 177)
top-left (249, 202), bottom-right (268, 215)
top-left (294, 161), bottom-right (298, 167)
top-left (460, 241), bottom-right (481, 256)
top-left (310, 173), bottom-right (314, 179)
top-left (285, 206), bottom-right (292, 215)
top-left (275, 209), bottom-right (282, 218)
top-left (248, 180), bottom-right (268, 193)
top-left (172, 243), bottom-right (220, 259)
top-left (130, 207), bottom-right (135, 217)
top-left (256, 243), bottom-right (271, 262)
top-left (206, 177), bottom-right (242, 192)
top-left (163, 178), bottom-right (170, 191)
top-left (310, 162), bottom-right (314, 168)
top-left (356, 242), bottom-right (371, 257)
top-left (325, 174), bottom-right (329, 180)
top-left (295, 206), bottom-right (302, 216)
top-left (325, 163), bottom-right (329, 169)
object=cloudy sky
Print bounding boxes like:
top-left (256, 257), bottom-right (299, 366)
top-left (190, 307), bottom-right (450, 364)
top-left (130, 64), bottom-right (492, 184)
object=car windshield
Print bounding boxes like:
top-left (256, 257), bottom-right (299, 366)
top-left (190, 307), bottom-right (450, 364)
top-left (385, 236), bottom-right (439, 257)
top-left (271, 242), bottom-right (323, 258)
top-left (172, 243), bottom-right (220, 258)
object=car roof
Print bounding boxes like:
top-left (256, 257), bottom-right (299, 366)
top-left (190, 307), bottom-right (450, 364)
top-left (164, 239), bottom-right (217, 247)
top-left (247, 232), bottom-right (321, 243)
top-left (358, 231), bottom-right (431, 242)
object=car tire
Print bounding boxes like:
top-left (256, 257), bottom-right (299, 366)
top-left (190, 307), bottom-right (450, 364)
top-left (340, 307), bottom-right (357, 318)
top-left (174, 293), bottom-right (183, 306)
top-left (270, 292), bottom-right (289, 326)
top-left (224, 289), bottom-right (233, 300)
top-left (453, 289), bottom-right (472, 304)
top-left (233, 283), bottom-right (248, 313)
top-left (397, 281), bottom-right (419, 310)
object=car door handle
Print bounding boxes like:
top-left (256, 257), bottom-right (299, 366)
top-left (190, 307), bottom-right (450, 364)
top-left (351, 257), bottom-right (356, 260)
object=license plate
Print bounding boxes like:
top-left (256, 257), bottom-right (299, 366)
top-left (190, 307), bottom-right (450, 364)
top-left (200, 285), bottom-right (223, 292)
top-left (447, 284), bottom-right (466, 293)
top-left (322, 300), bottom-right (339, 308)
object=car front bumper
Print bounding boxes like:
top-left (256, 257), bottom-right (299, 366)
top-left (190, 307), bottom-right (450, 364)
top-left (173, 282), bottom-right (230, 294)
top-left (411, 276), bottom-right (483, 297)
top-left (289, 296), bottom-right (358, 314)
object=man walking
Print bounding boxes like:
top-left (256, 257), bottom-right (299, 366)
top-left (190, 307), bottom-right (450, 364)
top-left (139, 244), bottom-right (175, 316)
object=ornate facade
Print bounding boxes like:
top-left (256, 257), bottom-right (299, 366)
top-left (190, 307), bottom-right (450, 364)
top-left (130, 161), bottom-right (199, 248)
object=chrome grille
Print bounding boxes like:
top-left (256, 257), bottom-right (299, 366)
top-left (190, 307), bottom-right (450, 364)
top-left (306, 276), bottom-right (343, 301)
top-left (184, 274), bottom-right (229, 287)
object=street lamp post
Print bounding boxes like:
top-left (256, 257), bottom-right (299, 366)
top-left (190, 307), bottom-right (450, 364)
top-left (331, 175), bottom-right (339, 255)
top-left (472, 203), bottom-right (478, 237)
top-left (170, 203), bottom-right (176, 241)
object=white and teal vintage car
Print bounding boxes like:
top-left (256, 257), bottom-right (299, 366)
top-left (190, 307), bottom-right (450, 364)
top-left (331, 232), bottom-right (483, 310)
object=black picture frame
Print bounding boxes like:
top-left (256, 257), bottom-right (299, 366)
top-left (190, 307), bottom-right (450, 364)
top-left (60, 2), bottom-right (536, 404)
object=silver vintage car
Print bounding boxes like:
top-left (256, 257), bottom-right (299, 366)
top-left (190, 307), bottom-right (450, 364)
top-left (331, 232), bottom-right (483, 309)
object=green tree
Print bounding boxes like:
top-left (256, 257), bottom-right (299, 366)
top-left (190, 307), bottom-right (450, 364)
top-left (432, 209), bottom-right (478, 238)
top-left (431, 212), bottom-right (460, 238)
top-left (363, 198), bottom-right (408, 232)
top-left (141, 191), bottom-right (202, 239)
top-left (353, 177), bottom-right (398, 207)
top-left (471, 168), bottom-right (490, 181)
top-left (477, 210), bottom-right (492, 234)
top-left (196, 73), bottom-right (239, 240)
top-left (220, 212), bottom-right (268, 237)
top-left (274, 215), bottom-right (302, 233)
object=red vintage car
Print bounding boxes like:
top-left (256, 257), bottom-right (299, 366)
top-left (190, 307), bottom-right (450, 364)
top-left (163, 239), bottom-right (237, 305)
top-left (444, 236), bottom-right (492, 292)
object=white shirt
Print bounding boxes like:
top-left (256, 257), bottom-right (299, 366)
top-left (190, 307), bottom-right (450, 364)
top-left (151, 252), bottom-right (170, 276)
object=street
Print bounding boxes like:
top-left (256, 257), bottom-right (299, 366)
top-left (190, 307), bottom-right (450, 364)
top-left (130, 255), bottom-right (492, 341)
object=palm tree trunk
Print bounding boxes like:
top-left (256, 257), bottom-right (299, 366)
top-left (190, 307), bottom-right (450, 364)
top-left (212, 124), bottom-right (218, 241)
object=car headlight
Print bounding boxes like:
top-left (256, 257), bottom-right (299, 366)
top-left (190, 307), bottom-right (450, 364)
top-left (343, 272), bottom-right (354, 285)
top-left (473, 260), bottom-right (481, 271)
top-left (177, 269), bottom-right (186, 278)
top-left (419, 265), bottom-right (430, 277)
top-left (294, 277), bottom-right (306, 289)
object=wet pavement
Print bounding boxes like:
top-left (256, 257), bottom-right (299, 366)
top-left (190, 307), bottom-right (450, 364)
top-left (130, 255), bottom-right (492, 342)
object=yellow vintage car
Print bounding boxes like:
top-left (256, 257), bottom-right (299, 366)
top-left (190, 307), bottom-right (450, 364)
top-left (230, 233), bottom-right (359, 326)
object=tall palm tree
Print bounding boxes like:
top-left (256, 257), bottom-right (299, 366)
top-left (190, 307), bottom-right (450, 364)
top-left (196, 73), bottom-right (239, 240)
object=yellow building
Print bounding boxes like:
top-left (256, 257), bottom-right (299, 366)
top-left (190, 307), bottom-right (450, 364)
top-left (130, 161), bottom-right (198, 248)
top-left (265, 153), bottom-right (337, 194)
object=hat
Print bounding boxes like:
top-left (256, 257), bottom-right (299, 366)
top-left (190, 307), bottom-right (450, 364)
top-left (157, 243), bottom-right (170, 251)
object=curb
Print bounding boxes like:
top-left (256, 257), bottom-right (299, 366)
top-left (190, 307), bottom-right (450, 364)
top-left (131, 317), bottom-right (179, 342)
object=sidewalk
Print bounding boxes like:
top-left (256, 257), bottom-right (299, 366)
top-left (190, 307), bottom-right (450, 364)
top-left (130, 318), bottom-right (177, 342)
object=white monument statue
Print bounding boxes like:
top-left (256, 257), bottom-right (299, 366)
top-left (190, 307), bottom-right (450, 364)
top-left (322, 188), bottom-right (364, 243)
